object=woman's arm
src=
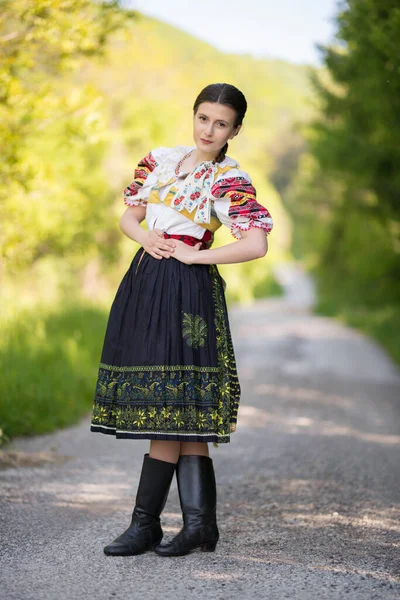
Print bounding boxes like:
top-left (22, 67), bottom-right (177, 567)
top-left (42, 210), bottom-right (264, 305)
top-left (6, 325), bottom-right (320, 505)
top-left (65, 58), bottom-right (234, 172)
top-left (172, 227), bottom-right (268, 265)
top-left (119, 206), bottom-right (148, 245)
top-left (119, 206), bottom-right (176, 259)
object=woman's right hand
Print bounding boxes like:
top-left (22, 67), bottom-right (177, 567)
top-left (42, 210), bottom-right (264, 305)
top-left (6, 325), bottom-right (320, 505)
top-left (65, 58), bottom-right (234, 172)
top-left (143, 228), bottom-right (176, 260)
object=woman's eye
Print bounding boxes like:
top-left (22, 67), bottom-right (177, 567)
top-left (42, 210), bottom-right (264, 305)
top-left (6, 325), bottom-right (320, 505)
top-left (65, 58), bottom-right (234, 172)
top-left (199, 116), bottom-right (206, 121)
top-left (219, 123), bottom-right (226, 128)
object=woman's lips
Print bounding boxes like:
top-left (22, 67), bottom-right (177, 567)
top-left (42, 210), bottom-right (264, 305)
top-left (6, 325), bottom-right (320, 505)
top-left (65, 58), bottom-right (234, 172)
top-left (200, 138), bottom-right (213, 144)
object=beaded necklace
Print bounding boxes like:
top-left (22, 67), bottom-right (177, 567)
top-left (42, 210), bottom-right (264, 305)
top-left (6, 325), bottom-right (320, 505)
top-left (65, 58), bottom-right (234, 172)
top-left (175, 148), bottom-right (216, 177)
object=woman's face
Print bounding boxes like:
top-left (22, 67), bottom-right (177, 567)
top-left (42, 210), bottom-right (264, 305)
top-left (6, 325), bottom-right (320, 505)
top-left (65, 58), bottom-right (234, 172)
top-left (193, 102), bottom-right (241, 156)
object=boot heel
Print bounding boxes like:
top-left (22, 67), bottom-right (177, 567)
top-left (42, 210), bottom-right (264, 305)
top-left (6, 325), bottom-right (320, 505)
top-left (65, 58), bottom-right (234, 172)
top-left (201, 540), bottom-right (217, 552)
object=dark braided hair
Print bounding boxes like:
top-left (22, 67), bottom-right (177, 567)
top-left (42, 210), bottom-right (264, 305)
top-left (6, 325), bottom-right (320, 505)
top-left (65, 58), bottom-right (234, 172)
top-left (193, 83), bottom-right (247, 164)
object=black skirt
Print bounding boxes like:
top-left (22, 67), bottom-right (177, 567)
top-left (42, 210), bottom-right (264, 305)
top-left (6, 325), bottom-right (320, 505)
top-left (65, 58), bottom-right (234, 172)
top-left (90, 247), bottom-right (240, 444)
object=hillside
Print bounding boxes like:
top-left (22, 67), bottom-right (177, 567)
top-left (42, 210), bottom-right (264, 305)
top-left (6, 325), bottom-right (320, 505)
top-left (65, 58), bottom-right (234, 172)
top-left (81, 12), bottom-right (315, 299)
top-left (88, 13), bottom-right (314, 161)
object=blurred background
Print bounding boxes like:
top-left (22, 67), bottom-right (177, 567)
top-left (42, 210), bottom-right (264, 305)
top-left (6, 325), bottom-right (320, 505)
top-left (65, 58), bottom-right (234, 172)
top-left (1, 0), bottom-right (399, 444)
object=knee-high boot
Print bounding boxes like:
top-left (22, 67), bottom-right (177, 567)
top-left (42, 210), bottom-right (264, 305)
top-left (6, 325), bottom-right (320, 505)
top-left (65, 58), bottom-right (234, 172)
top-left (154, 455), bottom-right (219, 556)
top-left (104, 453), bottom-right (176, 556)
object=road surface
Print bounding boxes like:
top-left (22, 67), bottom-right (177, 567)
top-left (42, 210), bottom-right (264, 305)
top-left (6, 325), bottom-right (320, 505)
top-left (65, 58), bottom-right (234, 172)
top-left (1, 263), bottom-right (399, 599)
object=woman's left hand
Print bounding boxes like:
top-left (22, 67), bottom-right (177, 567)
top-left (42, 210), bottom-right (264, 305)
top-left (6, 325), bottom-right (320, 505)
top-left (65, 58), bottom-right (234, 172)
top-left (172, 240), bottom-right (202, 265)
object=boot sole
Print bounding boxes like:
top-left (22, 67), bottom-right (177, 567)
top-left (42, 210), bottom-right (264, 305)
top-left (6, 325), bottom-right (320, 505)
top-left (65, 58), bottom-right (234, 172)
top-left (104, 540), bottom-right (162, 556)
top-left (154, 539), bottom-right (218, 557)
top-left (104, 549), bottom-right (147, 556)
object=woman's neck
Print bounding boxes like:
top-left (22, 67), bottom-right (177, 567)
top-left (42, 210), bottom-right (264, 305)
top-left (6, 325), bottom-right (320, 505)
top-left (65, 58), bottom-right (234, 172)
top-left (192, 147), bottom-right (218, 165)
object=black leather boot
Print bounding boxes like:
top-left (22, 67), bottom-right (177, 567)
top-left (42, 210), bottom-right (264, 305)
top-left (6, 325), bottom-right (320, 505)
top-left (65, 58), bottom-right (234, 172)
top-left (104, 453), bottom-right (176, 556)
top-left (154, 455), bottom-right (219, 556)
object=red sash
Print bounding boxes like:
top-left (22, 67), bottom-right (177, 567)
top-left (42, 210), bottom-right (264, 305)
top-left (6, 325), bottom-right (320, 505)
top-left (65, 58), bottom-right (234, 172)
top-left (163, 230), bottom-right (213, 250)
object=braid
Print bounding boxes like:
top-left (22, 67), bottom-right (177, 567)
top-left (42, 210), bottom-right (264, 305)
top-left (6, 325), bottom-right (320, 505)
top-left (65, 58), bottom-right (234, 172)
top-left (214, 142), bottom-right (228, 164)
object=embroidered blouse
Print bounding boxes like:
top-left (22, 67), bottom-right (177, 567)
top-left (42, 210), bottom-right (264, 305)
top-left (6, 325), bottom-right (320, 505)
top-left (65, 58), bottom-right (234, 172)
top-left (123, 145), bottom-right (273, 243)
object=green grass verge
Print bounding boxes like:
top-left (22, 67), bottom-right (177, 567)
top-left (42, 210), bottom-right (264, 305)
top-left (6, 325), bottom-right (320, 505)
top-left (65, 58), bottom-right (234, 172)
top-left (0, 302), bottom-right (108, 445)
top-left (315, 295), bottom-right (400, 367)
top-left (224, 271), bottom-right (284, 304)
top-left (253, 273), bottom-right (283, 299)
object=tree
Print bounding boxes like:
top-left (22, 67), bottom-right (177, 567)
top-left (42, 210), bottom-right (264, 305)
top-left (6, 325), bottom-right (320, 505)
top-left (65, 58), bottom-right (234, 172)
top-left (0, 0), bottom-right (134, 271)
top-left (312, 0), bottom-right (400, 221)
top-left (276, 0), bottom-right (400, 350)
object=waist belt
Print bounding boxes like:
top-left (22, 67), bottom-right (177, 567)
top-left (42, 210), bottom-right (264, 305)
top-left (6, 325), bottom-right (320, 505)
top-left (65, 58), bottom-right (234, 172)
top-left (163, 230), bottom-right (213, 250)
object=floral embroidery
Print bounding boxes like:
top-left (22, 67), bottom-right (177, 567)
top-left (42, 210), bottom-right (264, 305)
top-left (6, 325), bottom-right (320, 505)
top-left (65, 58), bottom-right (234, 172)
top-left (173, 410), bottom-right (185, 428)
top-left (170, 149), bottom-right (217, 224)
top-left (91, 364), bottom-right (232, 442)
top-left (182, 313), bottom-right (208, 348)
top-left (210, 265), bottom-right (241, 431)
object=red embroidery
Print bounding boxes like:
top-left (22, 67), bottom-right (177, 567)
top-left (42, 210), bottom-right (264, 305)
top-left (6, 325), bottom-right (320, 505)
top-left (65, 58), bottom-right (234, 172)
top-left (211, 177), bottom-right (254, 197)
top-left (123, 151), bottom-right (158, 204)
top-left (211, 176), bottom-right (273, 235)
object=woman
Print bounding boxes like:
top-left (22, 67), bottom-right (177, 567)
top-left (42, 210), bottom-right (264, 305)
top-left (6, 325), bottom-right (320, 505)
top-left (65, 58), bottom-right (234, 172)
top-left (90, 82), bottom-right (273, 557)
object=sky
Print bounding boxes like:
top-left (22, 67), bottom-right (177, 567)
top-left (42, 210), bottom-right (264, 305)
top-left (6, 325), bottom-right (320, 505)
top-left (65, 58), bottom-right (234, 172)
top-left (125, 0), bottom-right (340, 66)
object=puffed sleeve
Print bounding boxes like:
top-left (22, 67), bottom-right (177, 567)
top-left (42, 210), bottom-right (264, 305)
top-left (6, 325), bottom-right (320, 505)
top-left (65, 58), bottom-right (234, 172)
top-left (123, 149), bottom-right (160, 207)
top-left (211, 171), bottom-right (273, 240)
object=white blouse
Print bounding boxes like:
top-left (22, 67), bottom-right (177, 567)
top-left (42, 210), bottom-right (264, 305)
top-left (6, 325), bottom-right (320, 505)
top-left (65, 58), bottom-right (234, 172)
top-left (123, 145), bottom-right (273, 242)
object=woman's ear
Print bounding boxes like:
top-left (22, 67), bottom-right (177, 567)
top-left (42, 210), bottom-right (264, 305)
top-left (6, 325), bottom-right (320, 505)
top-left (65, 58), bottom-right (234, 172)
top-left (230, 125), bottom-right (241, 139)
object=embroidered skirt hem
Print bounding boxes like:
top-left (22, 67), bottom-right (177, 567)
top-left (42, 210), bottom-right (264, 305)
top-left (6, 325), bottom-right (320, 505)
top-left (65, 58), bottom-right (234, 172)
top-left (90, 426), bottom-right (233, 444)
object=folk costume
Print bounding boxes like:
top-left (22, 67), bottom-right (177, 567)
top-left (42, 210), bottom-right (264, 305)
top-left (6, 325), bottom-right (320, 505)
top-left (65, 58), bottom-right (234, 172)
top-left (91, 144), bottom-right (273, 557)
top-left (90, 145), bottom-right (273, 445)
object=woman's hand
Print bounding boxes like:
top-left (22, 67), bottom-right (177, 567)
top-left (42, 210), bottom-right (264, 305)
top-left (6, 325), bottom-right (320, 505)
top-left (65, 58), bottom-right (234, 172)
top-left (171, 240), bottom-right (202, 265)
top-left (143, 228), bottom-right (176, 260)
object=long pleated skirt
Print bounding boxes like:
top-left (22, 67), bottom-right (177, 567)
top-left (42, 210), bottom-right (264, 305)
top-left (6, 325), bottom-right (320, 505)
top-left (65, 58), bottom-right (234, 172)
top-left (90, 246), bottom-right (240, 444)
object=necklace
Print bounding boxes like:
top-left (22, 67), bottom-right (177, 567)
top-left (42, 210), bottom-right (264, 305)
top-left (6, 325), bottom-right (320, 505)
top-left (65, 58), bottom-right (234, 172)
top-left (175, 148), bottom-right (216, 177)
top-left (175, 149), bottom-right (194, 176)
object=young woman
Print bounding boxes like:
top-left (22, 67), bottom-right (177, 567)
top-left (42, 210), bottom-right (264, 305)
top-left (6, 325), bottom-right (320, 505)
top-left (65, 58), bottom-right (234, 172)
top-left (90, 83), bottom-right (273, 557)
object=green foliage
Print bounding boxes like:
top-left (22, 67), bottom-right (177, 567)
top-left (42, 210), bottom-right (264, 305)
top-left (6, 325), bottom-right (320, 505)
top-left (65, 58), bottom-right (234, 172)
top-left (0, 300), bottom-right (107, 439)
top-left (315, 288), bottom-right (400, 367)
top-left (312, 1), bottom-right (400, 220)
top-left (273, 0), bottom-right (400, 364)
top-left (253, 272), bottom-right (283, 300)
top-left (0, 0), bottom-right (133, 270)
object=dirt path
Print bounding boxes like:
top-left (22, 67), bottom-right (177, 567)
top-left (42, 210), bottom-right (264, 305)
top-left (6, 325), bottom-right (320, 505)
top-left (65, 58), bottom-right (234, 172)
top-left (1, 262), bottom-right (399, 600)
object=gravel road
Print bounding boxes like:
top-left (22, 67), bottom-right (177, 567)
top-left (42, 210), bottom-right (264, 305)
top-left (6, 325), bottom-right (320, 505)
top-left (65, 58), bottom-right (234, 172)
top-left (1, 263), bottom-right (399, 600)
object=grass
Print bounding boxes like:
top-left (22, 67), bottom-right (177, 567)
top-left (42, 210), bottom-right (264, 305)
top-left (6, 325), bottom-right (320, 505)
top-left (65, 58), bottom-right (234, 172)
top-left (315, 286), bottom-right (400, 367)
top-left (253, 273), bottom-right (283, 299)
top-left (0, 301), bottom-right (108, 445)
